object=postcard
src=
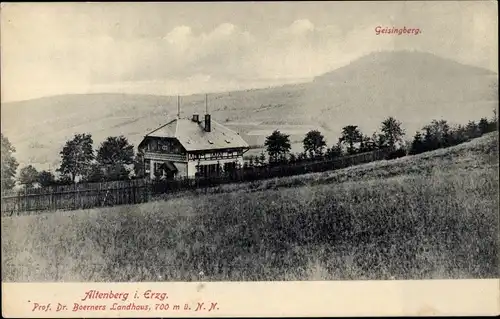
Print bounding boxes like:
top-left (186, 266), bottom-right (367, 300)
top-left (1, 1), bottom-right (498, 317)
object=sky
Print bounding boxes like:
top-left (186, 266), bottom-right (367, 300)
top-left (1, 1), bottom-right (498, 102)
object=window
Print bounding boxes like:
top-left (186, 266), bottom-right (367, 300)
top-left (151, 140), bottom-right (158, 151)
top-left (197, 163), bottom-right (222, 178)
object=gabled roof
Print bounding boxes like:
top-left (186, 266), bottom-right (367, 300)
top-left (145, 118), bottom-right (178, 137)
top-left (143, 117), bottom-right (249, 151)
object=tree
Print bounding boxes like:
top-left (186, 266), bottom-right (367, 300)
top-left (289, 153), bottom-right (297, 164)
top-left (490, 108), bottom-right (498, 131)
top-left (96, 135), bottom-right (134, 181)
top-left (297, 152), bottom-right (307, 162)
top-left (87, 162), bottom-right (131, 183)
top-left (380, 117), bottom-right (405, 150)
top-left (107, 163), bottom-right (131, 181)
top-left (303, 130), bottom-right (327, 158)
top-left (264, 130), bottom-right (291, 164)
top-left (37, 170), bottom-right (56, 187)
top-left (488, 109), bottom-right (498, 132)
top-left (254, 154), bottom-right (261, 167)
top-left (465, 121), bottom-right (480, 139)
top-left (359, 134), bottom-right (376, 153)
top-left (422, 120), bottom-right (451, 150)
top-left (19, 165), bottom-right (39, 189)
top-left (1, 133), bottom-right (18, 190)
top-left (55, 174), bottom-right (73, 185)
top-left (409, 132), bottom-right (426, 155)
top-left (84, 163), bottom-right (106, 183)
top-left (339, 125), bottom-right (362, 155)
top-left (248, 156), bottom-right (255, 168)
top-left (372, 132), bottom-right (387, 149)
top-left (58, 133), bottom-right (95, 183)
top-left (326, 142), bottom-right (343, 159)
top-left (133, 152), bottom-right (145, 178)
top-left (258, 151), bottom-right (267, 166)
top-left (96, 135), bottom-right (134, 166)
top-left (478, 118), bottom-right (490, 135)
top-left (449, 124), bottom-right (468, 145)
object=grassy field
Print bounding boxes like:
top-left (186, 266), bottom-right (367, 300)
top-left (1, 133), bottom-right (498, 282)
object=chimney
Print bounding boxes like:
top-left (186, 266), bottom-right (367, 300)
top-left (177, 95), bottom-right (180, 118)
top-left (204, 114), bottom-right (211, 132)
top-left (192, 114), bottom-right (199, 123)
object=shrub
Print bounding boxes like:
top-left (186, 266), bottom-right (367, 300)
top-left (386, 148), bottom-right (407, 160)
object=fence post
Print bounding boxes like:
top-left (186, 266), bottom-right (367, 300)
top-left (49, 187), bottom-right (53, 211)
top-left (147, 179), bottom-right (152, 202)
top-left (73, 183), bottom-right (77, 210)
top-left (24, 187), bottom-right (29, 213)
top-left (130, 181), bottom-right (134, 204)
top-left (95, 182), bottom-right (100, 206)
top-left (114, 183), bottom-right (119, 205)
top-left (16, 192), bottom-right (20, 215)
top-left (114, 184), bottom-right (119, 206)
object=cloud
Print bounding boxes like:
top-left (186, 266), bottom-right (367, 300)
top-left (98, 22), bottom-right (255, 84)
top-left (245, 20), bottom-right (394, 80)
top-left (1, 2), bottom-right (497, 102)
top-left (164, 25), bottom-right (192, 44)
top-left (288, 19), bottom-right (315, 34)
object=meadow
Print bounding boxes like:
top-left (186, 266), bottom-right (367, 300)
top-left (2, 133), bottom-right (498, 282)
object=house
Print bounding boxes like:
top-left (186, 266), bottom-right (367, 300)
top-left (137, 113), bottom-right (249, 179)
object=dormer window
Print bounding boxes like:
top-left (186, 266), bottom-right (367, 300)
top-left (225, 139), bottom-right (231, 144)
top-left (208, 140), bottom-right (214, 144)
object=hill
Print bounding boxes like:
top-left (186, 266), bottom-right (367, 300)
top-left (1, 50), bottom-right (497, 170)
top-left (1, 132), bottom-right (498, 281)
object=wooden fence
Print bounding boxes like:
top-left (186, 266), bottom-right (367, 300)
top-left (1, 179), bottom-right (151, 216)
top-left (1, 149), bottom-right (389, 215)
top-left (150, 148), bottom-right (390, 193)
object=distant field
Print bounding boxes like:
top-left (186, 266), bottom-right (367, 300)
top-left (1, 133), bottom-right (498, 282)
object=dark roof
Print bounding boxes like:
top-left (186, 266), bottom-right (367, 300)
top-left (143, 117), bottom-right (249, 151)
top-left (161, 161), bottom-right (178, 172)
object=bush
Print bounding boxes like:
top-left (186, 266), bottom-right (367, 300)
top-left (386, 148), bottom-right (407, 160)
top-left (38, 170), bottom-right (56, 187)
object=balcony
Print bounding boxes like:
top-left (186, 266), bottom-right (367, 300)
top-left (144, 152), bottom-right (187, 162)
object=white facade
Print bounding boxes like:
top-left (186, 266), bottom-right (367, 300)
top-left (145, 150), bottom-right (244, 179)
top-left (138, 115), bottom-right (249, 179)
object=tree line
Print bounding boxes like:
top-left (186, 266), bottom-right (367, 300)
top-left (246, 113), bottom-right (498, 168)
top-left (1, 134), bottom-right (139, 190)
top-left (244, 116), bottom-right (407, 169)
top-left (1, 111), bottom-right (497, 191)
